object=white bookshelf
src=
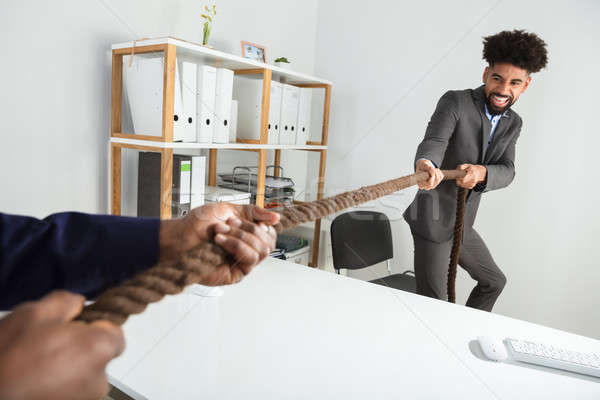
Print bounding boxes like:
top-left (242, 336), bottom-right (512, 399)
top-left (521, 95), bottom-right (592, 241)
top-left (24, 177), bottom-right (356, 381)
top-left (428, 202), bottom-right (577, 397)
top-left (110, 137), bottom-right (327, 150)
top-left (109, 37), bottom-right (332, 267)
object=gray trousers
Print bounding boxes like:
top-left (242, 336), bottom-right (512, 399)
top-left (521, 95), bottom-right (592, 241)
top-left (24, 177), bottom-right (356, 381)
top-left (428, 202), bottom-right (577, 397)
top-left (411, 229), bottom-right (506, 312)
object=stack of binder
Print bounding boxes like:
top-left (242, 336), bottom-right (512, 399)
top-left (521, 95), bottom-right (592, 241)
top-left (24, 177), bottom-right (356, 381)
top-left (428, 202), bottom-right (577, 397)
top-left (197, 66), bottom-right (234, 143)
top-left (233, 79), bottom-right (312, 145)
top-left (123, 56), bottom-right (237, 144)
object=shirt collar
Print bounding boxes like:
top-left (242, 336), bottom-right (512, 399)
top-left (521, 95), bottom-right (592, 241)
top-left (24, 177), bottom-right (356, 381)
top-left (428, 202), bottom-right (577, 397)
top-left (484, 104), bottom-right (507, 122)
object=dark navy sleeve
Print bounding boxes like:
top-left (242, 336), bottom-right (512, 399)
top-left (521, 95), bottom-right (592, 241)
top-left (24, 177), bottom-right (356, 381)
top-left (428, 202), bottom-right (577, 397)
top-left (0, 212), bottom-right (160, 309)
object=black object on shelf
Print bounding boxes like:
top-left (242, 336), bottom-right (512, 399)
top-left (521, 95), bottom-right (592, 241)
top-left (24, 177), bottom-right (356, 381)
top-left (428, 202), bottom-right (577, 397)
top-left (138, 152), bottom-right (191, 217)
top-left (276, 234), bottom-right (308, 252)
top-left (269, 248), bottom-right (286, 260)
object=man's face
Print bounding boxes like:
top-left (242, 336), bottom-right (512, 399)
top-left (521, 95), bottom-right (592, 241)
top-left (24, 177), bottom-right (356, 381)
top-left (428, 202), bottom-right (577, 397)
top-left (482, 63), bottom-right (531, 115)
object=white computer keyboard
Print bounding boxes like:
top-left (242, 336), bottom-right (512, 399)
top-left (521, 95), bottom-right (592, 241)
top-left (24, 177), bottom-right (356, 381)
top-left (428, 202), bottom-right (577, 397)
top-left (505, 338), bottom-right (600, 378)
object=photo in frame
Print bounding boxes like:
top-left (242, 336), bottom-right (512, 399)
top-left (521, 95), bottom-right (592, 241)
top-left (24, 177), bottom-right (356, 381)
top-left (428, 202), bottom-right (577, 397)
top-left (241, 41), bottom-right (266, 63)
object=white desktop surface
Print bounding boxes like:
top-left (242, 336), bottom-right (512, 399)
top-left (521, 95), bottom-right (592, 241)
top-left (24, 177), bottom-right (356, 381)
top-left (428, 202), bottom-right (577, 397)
top-left (108, 258), bottom-right (600, 399)
top-left (395, 289), bottom-right (600, 398)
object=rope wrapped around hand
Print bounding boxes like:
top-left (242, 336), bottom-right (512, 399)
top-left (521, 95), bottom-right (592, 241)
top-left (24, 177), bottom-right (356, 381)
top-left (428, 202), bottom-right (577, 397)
top-left (77, 169), bottom-right (467, 325)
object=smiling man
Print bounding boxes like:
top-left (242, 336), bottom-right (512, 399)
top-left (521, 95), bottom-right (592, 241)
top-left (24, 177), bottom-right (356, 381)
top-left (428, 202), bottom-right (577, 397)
top-left (403, 30), bottom-right (548, 311)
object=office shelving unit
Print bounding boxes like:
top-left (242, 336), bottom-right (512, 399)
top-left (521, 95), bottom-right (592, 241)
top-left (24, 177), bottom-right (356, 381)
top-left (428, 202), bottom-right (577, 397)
top-left (109, 37), bottom-right (332, 267)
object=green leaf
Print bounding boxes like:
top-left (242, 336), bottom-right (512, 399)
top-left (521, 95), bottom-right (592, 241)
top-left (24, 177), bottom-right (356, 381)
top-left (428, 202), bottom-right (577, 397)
top-left (205, 5), bottom-right (209, 12)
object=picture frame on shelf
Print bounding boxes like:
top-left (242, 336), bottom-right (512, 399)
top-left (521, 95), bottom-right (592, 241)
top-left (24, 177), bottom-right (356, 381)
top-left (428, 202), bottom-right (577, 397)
top-left (241, 41), bottom-right (266, 63)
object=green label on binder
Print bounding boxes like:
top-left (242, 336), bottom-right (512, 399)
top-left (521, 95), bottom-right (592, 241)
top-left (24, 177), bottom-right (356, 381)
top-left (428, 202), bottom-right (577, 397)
top-left (181, 163), bottom-right (191, 172)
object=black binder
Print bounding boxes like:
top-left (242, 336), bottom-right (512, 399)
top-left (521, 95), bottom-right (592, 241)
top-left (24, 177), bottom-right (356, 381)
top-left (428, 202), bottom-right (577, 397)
top-left (137, 152), bottom-right (191, 217)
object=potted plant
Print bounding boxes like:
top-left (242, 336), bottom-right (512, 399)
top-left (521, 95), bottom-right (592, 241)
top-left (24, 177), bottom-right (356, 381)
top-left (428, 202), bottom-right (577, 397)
top-left (274, 57), bottom-right (290, 68)
top-left (201, 5), bottom-right (216, 46)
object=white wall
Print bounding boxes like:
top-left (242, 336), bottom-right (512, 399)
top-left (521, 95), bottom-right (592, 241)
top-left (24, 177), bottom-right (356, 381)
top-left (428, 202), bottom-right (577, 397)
top-left (313, 0), bottom-right (600, 338)
top-left (0, 0), bottom-right (319, 217)
top-left (3, 0), bottom-right (600, 340)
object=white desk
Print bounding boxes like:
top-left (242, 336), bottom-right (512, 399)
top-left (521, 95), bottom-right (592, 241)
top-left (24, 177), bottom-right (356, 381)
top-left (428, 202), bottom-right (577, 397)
top-left (108, 258), bottom-right (600, 399)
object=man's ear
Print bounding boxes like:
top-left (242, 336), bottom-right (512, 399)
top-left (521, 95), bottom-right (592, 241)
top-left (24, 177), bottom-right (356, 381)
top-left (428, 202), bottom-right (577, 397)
top-left (522, 75), bottom-right (532, 93)
top-left (482, 66), bottom-right (489, 84)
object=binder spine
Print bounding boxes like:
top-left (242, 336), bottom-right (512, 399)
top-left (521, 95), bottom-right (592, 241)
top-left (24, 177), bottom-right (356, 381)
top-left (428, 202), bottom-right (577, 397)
top-left (172, 155), bottom-right (191, 217)
top-left (268, 81), bottom-right (282, 144)
top-left (296, 88), bottom-right (312, 145)
top-left (214, 68), bottom-right (234, 143)
top-left (229, 100), bottom-right (238, 143)
top-left (137, 152), bottom-right (161, 217)
top-left (172, 62), bottom-right (185, 141)
top-left (196, 65), bottom-right (217, 143)
top-left (232, 77), bottom-right (262, 141)
top-left (280, 84), bottom-right (300, 145)
top-left (180, 61), bottom-right (198, 142)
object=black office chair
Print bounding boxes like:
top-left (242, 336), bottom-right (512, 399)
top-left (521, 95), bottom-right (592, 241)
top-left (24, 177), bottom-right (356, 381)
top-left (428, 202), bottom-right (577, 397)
top-left (330, 211), bottom-right (416, 293)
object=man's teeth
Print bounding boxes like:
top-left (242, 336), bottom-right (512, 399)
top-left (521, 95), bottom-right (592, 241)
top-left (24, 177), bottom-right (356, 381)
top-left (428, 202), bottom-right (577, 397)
top-left (492, 95), bottom-right (508, 105)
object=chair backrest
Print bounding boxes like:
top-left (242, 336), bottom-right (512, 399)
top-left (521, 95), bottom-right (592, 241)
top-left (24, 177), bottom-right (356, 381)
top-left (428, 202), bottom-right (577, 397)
top-left (330, 211), bottom-right (393, 270)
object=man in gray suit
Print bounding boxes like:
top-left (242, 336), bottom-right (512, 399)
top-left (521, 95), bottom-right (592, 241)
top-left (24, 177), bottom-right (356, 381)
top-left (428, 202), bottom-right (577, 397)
top-left (404, 30), bottom-right (548, 311)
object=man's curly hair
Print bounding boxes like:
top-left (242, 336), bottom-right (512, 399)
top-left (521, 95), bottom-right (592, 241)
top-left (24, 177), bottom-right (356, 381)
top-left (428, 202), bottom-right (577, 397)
top-left (483, 30), bottom-right (548, 73)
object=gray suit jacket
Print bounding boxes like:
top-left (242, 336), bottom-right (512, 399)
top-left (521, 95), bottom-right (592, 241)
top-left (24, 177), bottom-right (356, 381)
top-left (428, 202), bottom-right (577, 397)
top-left (403, 85), bottom-right (522, 243)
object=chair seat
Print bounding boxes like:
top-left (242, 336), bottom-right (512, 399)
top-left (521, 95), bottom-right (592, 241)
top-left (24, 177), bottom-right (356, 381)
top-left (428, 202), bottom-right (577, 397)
top-left (369, 273), bottom-right (416, 293)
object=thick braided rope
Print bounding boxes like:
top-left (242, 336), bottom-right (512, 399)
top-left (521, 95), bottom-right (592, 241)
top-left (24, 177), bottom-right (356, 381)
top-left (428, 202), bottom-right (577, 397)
top-left (77, 169), bottom-right (467, 325)
top-left (447, 187), bottom-right (468, 303)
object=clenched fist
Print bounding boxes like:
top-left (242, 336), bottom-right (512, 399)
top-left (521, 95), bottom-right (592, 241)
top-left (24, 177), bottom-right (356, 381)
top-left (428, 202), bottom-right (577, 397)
top-left (0, 291), bottom-right (124, 400)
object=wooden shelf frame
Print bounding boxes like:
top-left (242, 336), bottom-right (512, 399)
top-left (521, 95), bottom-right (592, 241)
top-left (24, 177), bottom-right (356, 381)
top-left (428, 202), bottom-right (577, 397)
top-left (109, 40), bottom-right (332, 268)
top-left (109, 138), bottom-right (327, 150)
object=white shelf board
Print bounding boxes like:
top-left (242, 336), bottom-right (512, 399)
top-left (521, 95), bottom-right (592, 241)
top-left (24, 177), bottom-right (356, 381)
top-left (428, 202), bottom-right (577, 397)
top-left (110, 137), bottom-right (327, 150)
top-left (112, 37), bottom-right (331, 86)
